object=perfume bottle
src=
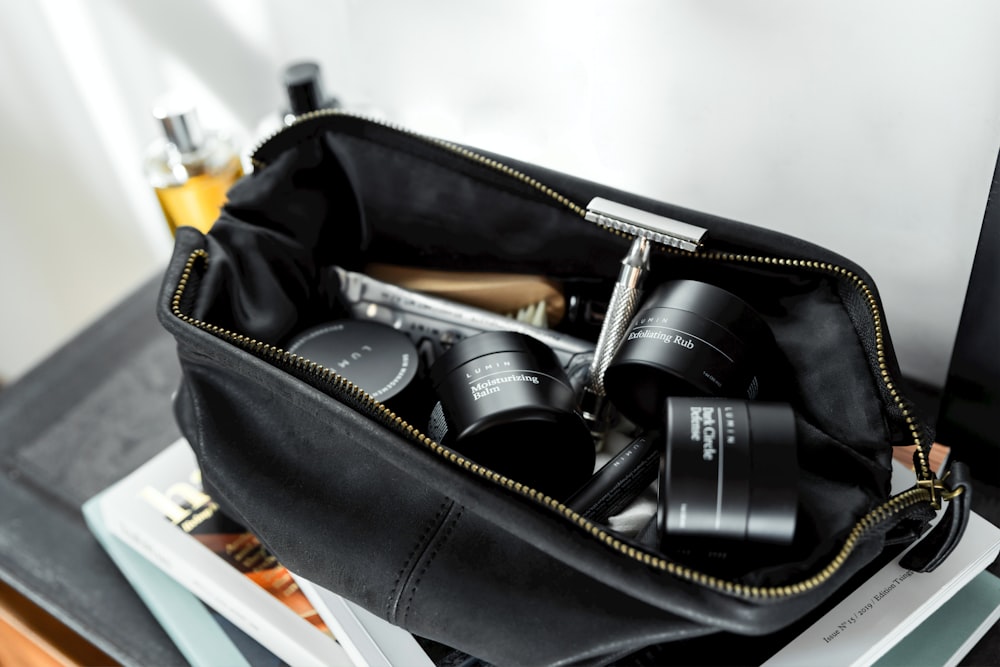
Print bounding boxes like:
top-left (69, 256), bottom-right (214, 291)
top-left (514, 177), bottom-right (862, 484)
top-left (144, 98), bottom-right (243, 236)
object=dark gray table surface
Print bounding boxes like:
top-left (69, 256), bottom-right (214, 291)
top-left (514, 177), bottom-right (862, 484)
top-left (0, 273), bottom-right (186, 666)
top-left (1, 272), bottom-right (999, 666)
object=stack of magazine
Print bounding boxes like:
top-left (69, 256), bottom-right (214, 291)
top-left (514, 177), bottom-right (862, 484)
top-left (84, 437), bottom-right (435, 667)
top-left (84, 437), bottom-right (1000, 666)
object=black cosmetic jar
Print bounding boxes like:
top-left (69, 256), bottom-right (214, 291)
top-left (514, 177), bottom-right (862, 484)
top-left (658, 397), bottom-right (798, 546)
top-left (286, 320), bottom-right (422, 416)
top-left (603, 279), bottom-right (776, 429)
top-left (427, 332), bottom-right (595, 499)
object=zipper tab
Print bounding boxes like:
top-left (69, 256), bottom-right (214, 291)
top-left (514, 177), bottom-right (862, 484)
top-left (901, 461), bottom-right (972, 572)
top-left (585, 197), bottom-right (708, 252)
top-left (917, 473), bottom-right (966, 510)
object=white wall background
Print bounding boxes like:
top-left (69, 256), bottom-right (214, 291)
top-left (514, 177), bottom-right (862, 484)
top-left (2, 0), bottom-right (998, 389)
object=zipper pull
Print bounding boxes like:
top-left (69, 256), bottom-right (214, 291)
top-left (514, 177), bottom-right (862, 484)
top-left (900, 461), bottom-right (972, 572)
top-left (584, 197), bottom-right (708, 252)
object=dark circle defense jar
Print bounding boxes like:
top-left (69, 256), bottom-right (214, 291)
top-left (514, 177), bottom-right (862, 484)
top-left (603, 279), bottom-right (777, 429)
top-left (658, 397), bottom-right (798, 546)
top-left (427, 332), bottom-right (595, 500)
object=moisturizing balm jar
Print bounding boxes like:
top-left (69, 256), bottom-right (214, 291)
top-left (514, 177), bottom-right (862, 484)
top-left (427, 332), bottom-right (595, 499)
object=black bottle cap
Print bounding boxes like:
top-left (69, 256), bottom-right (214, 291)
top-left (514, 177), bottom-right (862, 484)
top-left (284, 62), bottom-right (329, 116)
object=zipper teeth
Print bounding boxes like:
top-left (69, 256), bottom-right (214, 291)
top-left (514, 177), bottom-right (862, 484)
top-left (173, 248), bottom-right (933, 599)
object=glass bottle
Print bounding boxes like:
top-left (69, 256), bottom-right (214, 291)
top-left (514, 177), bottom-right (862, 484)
top-left (144, 99), bottom-right (243, 236)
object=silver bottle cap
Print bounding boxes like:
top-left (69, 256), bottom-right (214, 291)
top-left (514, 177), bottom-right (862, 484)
top-left (152, 96), bottom-right (205, 154)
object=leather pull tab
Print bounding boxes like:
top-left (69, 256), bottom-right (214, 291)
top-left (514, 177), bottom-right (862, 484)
top-left (900, 461), bottom-right (973, 572)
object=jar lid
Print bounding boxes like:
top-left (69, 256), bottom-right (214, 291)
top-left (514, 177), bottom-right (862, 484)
top-left (287, 320), bottom-right (418, 402)
top-left (429, 331), bottom-right (556, 388)
top-left (642, 280), bottom-right (774, 350)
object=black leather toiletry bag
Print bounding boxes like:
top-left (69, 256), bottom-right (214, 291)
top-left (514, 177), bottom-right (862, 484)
top-left (157, 113), bottom-right (970, 666)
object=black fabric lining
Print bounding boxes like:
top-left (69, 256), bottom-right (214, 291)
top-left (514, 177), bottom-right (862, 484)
top-left (331, 133), bottom-right (616, 276)
top-left (324, 123), bottom-right (570, 209)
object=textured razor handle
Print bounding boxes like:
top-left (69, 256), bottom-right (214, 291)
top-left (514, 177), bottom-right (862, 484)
top-left (588, 281), bottom-right (641, 396)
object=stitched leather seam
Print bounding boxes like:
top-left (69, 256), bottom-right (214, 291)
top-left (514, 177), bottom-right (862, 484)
top-left (400, 505), bottom-right (465, 627)
top-left (385, 499), bottom-right (454, 623)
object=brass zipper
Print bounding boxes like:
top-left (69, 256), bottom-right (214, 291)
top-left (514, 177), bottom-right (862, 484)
top-left (172, 113), bottom-right (943, 598)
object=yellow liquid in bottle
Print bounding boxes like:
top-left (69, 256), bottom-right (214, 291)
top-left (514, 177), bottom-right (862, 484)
top-left (155, 157), bottom-right (243, 235)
